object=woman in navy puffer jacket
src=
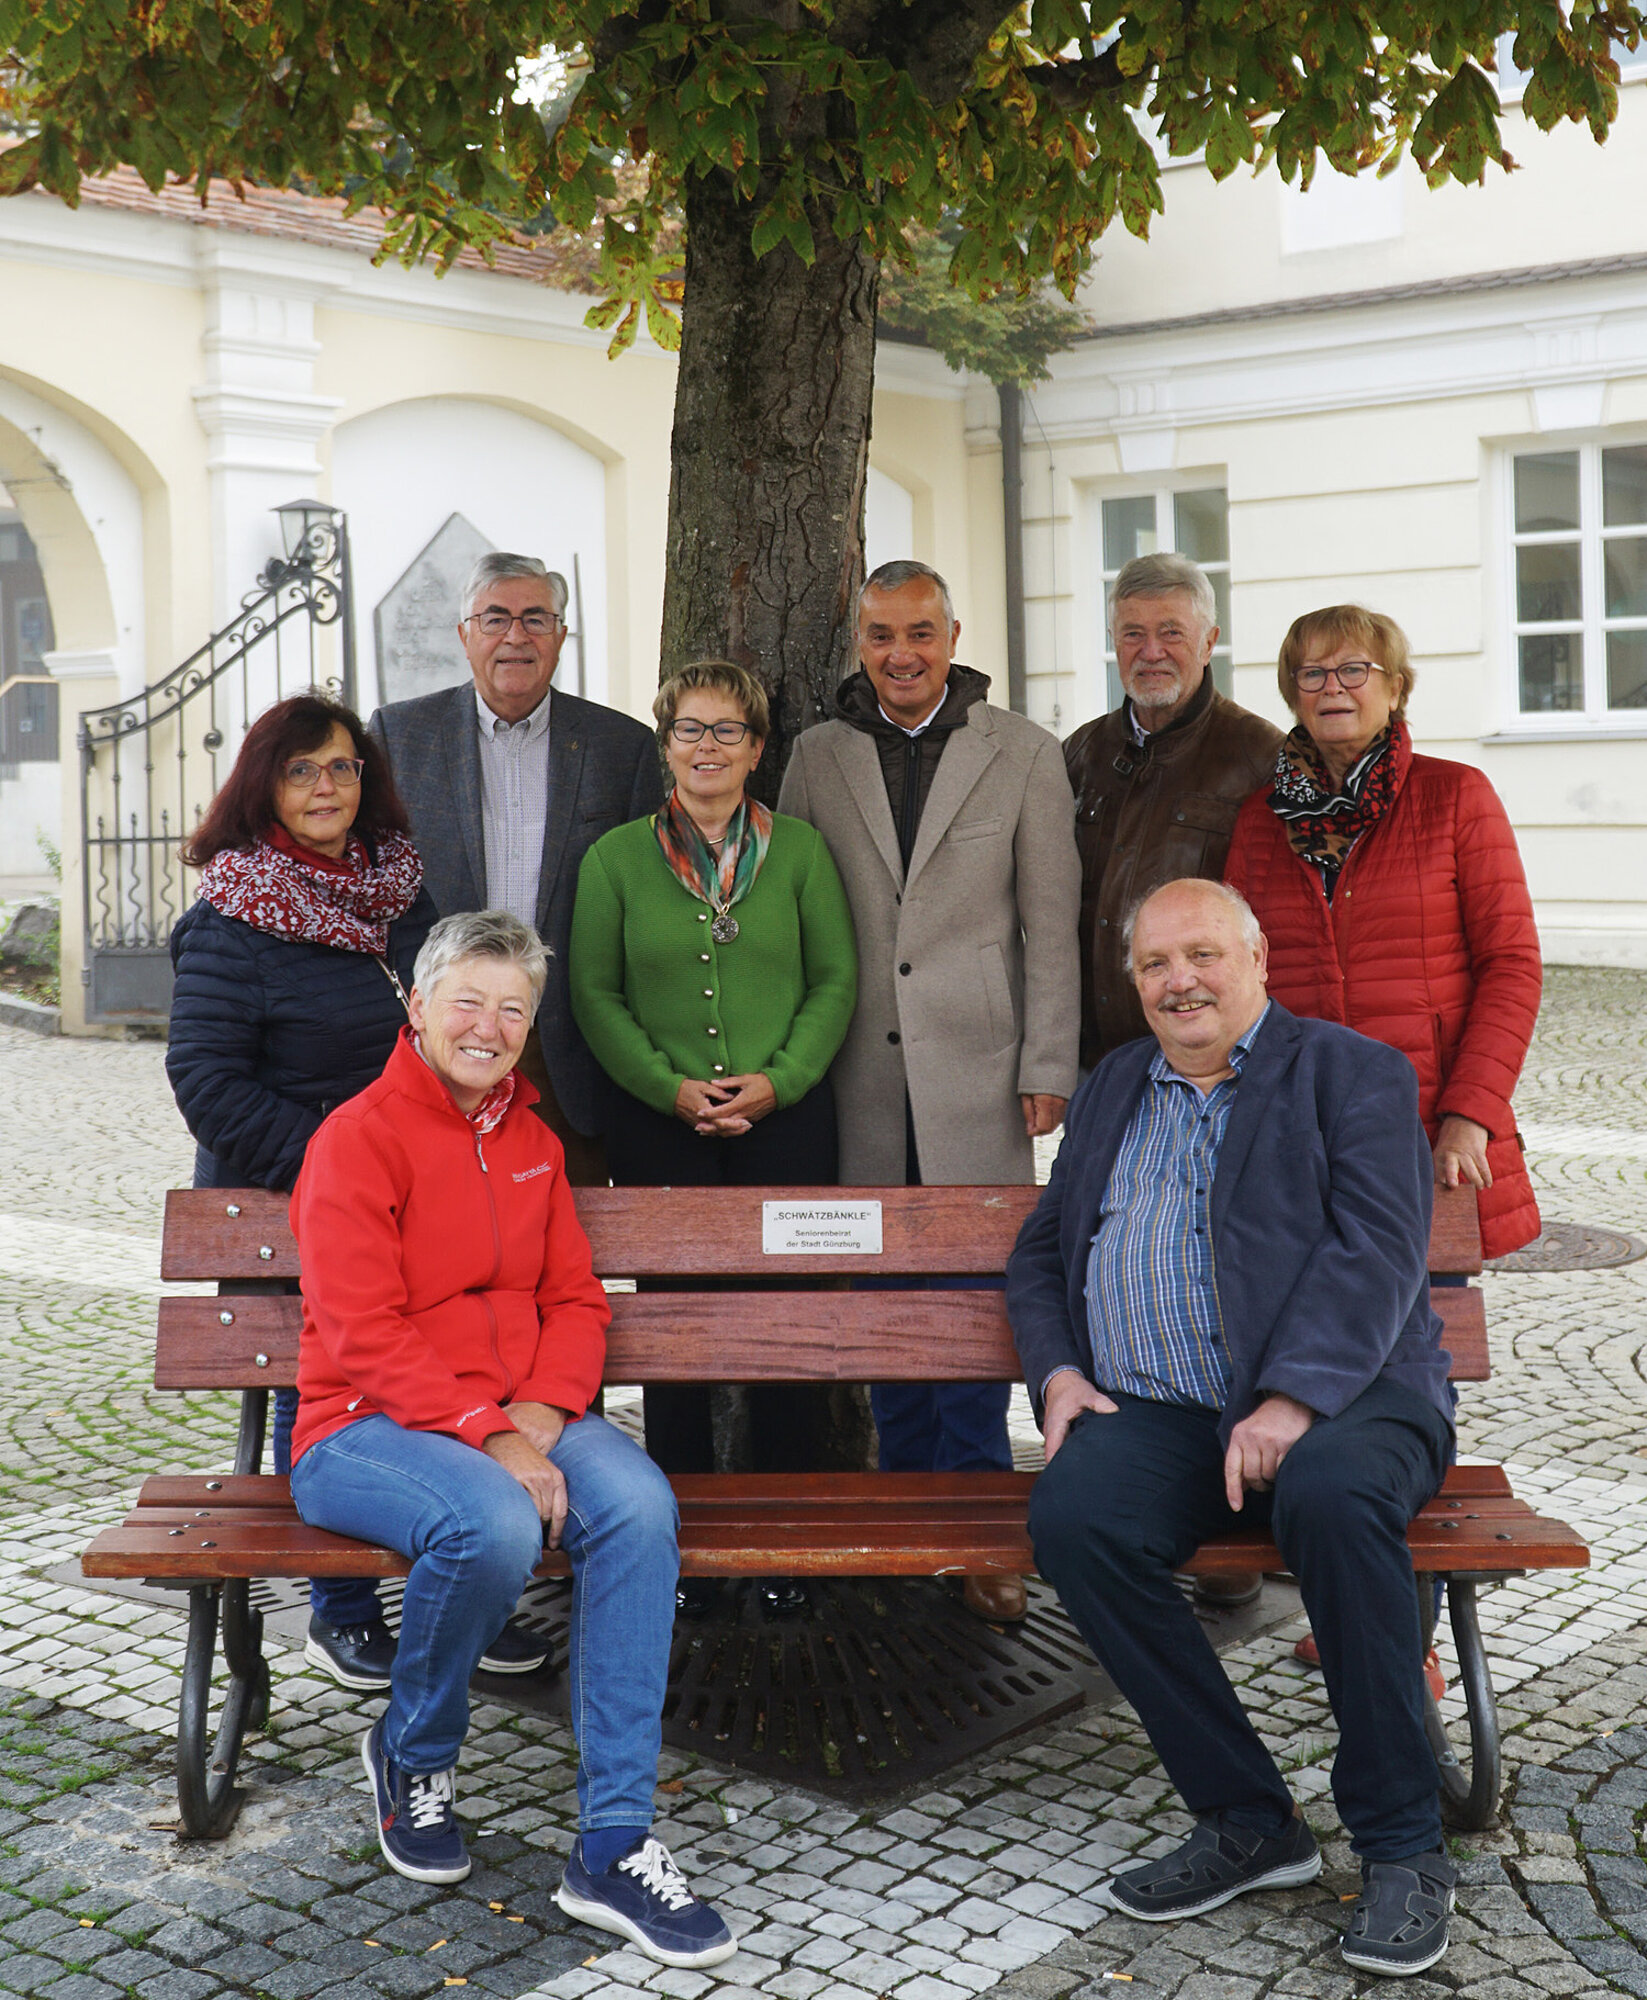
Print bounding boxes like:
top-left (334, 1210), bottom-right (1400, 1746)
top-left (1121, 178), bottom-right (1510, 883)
top-left (167, 691), bottom-right (436, 1693)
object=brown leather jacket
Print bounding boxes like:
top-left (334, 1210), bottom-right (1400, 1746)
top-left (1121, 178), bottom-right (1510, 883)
top-left (1064, 675), bottom-right (1283, 1066)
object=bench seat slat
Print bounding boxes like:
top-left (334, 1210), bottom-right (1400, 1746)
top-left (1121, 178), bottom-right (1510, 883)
top-left (83, 1465), bottom-right (1588, 1583)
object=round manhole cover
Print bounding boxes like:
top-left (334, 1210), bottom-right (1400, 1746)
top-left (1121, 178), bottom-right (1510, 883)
top-left (1489, 1220), bottom-right (1647, 1273)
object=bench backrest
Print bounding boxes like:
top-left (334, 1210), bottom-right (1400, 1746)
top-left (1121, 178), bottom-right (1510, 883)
top-left (155, 1182), bottom-right (1488, 1392)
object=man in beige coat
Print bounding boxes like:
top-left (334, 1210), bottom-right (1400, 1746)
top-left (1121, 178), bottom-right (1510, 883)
top-left (779, 560), bottom-right (1080, 1620)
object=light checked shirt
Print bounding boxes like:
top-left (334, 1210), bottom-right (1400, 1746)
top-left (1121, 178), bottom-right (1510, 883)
top-left (1083, 1002), bottom-right (1271, 1409)
top-left (475, 688), bottom-right (551, 929)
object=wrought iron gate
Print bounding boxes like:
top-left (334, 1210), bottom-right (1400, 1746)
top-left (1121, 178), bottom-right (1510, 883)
top-left (79, 502), bottom-right (354, 1022)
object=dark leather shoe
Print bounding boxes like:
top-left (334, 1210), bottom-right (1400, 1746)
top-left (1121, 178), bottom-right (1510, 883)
top-left (758, 1577), bottom-right (808, 1619)
top-left (962, 1574), bottom-right (1028, 1623)
top-left (675, 1578), bottom-right (720, 1620)
top-left (477, 1617), bottom-right (550, 1675)
top-left (305, 1616), bottom-right (396, 1691)
top-left (1194, 1571), bottom-right (1263, 1607)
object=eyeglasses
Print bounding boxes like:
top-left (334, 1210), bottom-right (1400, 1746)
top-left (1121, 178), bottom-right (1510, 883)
top-left (465, 610), bottom-right (561, 637)
top-left (1292, 659), bottom-right (1388, 693)
top-left (667, 718), bottom-right (755, 746)
top-left (282, 756), bottom-right (365, 789)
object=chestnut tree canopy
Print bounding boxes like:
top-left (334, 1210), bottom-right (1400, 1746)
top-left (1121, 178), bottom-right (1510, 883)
top-left (5, 1), bottom-right (1642, 772)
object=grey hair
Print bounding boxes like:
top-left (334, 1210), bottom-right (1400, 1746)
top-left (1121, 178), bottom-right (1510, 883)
top-left (855, 559), bottom-right (956, 629)
top-left (460, 552), bottom-right (569, 623)
top-left (412, 909), bottom-right (550, 1010)
top-left (1122, 879), bottom-right (1261, 976)
top-left (1109, 553), bottom-right (1217, 638)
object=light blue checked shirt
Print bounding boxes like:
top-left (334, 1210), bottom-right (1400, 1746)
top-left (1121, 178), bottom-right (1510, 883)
top-left (475, 688), bottom-right (551, 928)
top-left (1083, 1003), bottom-right (1271, 1410)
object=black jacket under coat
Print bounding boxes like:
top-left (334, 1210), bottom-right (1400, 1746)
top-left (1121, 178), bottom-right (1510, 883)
top-left (166, 891), bottom-right (437, 1192)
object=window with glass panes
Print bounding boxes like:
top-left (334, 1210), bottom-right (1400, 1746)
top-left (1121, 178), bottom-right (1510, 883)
top-left (1510, 445), bottom-right (1647, 719)
top-left (1098, 487), bottom-right (1232, 710)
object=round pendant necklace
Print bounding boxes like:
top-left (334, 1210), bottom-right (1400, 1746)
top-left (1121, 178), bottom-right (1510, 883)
top-left (702, 828), bottom-right (739, 940)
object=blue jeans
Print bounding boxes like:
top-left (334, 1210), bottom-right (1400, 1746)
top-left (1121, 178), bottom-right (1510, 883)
top-left (1030, 1379), bottom-right (1452, 1861)
top-left (272, 1385), bottom-right (383, 1628)
top-left (292, 1412), bottom-right (679, 1830)
top-left (871, 1381), bottom-right (1014, 1472)
top-left (862, 1278), bottom-right (1014, 1473)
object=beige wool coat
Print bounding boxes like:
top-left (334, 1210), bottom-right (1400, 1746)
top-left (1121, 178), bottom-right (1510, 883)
top-left (778, 698), bottom-right (1081, 1186)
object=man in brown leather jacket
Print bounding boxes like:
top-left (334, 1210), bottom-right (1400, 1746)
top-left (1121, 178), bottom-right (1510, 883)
top-left (1066, 553), bottom-right (1283, 1071)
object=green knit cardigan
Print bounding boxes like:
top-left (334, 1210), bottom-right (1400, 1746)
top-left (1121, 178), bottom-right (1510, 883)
top-left (569, 810), bottom-right (858, 1116)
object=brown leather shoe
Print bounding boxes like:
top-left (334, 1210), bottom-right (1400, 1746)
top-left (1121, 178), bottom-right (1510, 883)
top-left (963, 1573), bottom-right (1028, 1623)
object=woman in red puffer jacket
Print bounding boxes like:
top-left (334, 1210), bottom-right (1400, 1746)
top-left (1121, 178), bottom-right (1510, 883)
top-left (1224, 605), bottom-right (1541, 1261)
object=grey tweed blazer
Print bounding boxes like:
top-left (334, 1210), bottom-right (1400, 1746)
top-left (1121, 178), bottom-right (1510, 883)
top-left (369, 682), bottom-right (664, 1135)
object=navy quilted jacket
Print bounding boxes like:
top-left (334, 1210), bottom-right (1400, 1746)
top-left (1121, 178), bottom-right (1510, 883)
top-left (166, 891), bottom-right (438, 1192)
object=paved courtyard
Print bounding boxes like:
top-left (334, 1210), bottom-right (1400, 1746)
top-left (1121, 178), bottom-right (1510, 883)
top-left (1, 966), bottom-right (1647, 2000)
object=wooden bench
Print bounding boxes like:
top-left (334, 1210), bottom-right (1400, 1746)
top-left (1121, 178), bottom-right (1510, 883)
top-left (83, 1182), bottom-right (1587, 1839)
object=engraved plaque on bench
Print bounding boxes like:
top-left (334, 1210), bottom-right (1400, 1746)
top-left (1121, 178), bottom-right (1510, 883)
top-left (761, 1199), bottom-right (883, 1255)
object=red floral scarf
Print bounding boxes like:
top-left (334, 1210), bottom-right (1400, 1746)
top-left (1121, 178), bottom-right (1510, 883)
top-left (1268, 719), bottom-right (1409, 875)
top-left (196, 825), bottom-right (423, 955)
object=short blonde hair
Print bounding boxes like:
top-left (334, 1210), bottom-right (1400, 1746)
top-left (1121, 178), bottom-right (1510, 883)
top-left (412, 910), bottom-right (549, 1010)
top-left (653, 659), bottom-right (771, 742)
top-left (1278, 605), bottom-right (1415, 719)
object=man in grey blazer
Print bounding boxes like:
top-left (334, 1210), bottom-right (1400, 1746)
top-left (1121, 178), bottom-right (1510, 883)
top-left (370, 553), bottom-right (663, 1183)
top-left (778, 560), bottom-right (1080, 1622)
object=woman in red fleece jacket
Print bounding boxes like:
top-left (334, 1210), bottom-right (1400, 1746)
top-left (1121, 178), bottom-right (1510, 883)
top-left (289, 910), bottom-right (734, 1969)
top-left (1224, 605), bottom-right (1541, 1261)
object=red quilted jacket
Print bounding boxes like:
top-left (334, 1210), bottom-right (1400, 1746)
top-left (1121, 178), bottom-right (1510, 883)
top-left (1224, 726), bottom-right (1542, 1259)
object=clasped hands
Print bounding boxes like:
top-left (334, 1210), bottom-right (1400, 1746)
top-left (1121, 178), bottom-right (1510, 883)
top-left (674, 1072), bottom-right (777, 1136)
top-left (1041, 1371), bottom-right (1316, 1509)
top-left (481, 1400), bottom-right (570, 1545)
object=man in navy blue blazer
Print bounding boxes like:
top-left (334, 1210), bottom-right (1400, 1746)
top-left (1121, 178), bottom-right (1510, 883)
top-left (1007, 877), bottom-right (1457, 1980)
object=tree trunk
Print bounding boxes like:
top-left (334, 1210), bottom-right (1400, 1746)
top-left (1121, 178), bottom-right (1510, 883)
top-left (661, 166), bottom-right (880, 798)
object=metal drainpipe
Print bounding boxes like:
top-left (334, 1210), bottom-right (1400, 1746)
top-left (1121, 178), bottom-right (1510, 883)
top-left (999, 380), bottom-right (1027, 715)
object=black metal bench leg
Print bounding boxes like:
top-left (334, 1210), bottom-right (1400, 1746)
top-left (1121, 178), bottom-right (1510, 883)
top-left (1419, 1575), bottom-right (1502, 1832)
top-left (176, 1580), bottom-right (267, 1839)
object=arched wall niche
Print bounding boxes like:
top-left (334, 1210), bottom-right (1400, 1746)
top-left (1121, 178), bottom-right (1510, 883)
top-left (329, 396), bottom-right (611, 712)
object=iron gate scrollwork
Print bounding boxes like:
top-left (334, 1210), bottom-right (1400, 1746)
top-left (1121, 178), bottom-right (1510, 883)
top-left (79, 502), bottom-right (354, 1022)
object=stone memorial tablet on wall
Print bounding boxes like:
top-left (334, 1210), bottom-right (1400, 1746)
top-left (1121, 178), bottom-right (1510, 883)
top-left (374, 513), bottom-right (495, 704)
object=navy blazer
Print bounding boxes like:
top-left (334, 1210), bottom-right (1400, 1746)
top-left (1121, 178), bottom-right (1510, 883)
top-left (369, 682), bottom-right (664, 1135)
top-left (1006, 1003), bottom-right (1455, 1448)
top-left (167, 891), bottom-right (436, 1192)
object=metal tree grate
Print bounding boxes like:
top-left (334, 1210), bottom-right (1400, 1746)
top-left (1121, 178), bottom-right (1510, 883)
top-left (495, 1574), bottom-right (1110, 1800)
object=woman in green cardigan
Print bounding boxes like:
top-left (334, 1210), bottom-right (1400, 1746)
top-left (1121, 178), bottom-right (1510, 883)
top-left (570, 659), bottom-right (857, 1608)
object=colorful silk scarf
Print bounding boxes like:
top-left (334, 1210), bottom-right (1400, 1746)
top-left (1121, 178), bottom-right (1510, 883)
top-left (1268, 718), bottom-right (1407, 874)
top-left (653, 789), bottom-right (772, 940)
top-left (197, 824), bottom-right (423, 956)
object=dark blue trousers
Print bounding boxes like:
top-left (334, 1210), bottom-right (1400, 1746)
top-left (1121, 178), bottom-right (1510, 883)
top-left (870, 1095), bottom-right (1015, 1474)
top-left (1029, 1378), bottom-right (1452, 1861)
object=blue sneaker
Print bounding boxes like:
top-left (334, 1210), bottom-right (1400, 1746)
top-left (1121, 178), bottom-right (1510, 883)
top-left (360, 1720), bottom-right (470, 1884)
top-left (556, 1834), bottom-right (736, 1967)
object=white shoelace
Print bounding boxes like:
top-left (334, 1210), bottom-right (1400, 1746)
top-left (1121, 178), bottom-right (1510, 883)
top-left (405, 1766), bottom-right (456, 1831)
top-left (617, 1837), bottom-right (694, 1911)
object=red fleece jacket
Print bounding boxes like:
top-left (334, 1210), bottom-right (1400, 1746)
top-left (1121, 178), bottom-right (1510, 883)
top-left (289, 1030), bottom-right (609, 1464)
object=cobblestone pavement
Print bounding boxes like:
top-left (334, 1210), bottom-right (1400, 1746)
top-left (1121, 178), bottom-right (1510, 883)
top-left (1, 966), bottom-right (1647, 2000)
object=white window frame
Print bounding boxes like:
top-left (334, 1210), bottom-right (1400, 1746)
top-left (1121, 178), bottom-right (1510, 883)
top-left (1094, 481), bottom-right (1233, 713)
top-left (1501, 436), bottom-right (1647, 733)
top-left (1495, 31), bottom-right (1647, 103)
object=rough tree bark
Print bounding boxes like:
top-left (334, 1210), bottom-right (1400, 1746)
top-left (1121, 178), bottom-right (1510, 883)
top-left (655, 0), bottom-right (1017, 797)
top-left (661, 166), bottom-right (881, 802)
